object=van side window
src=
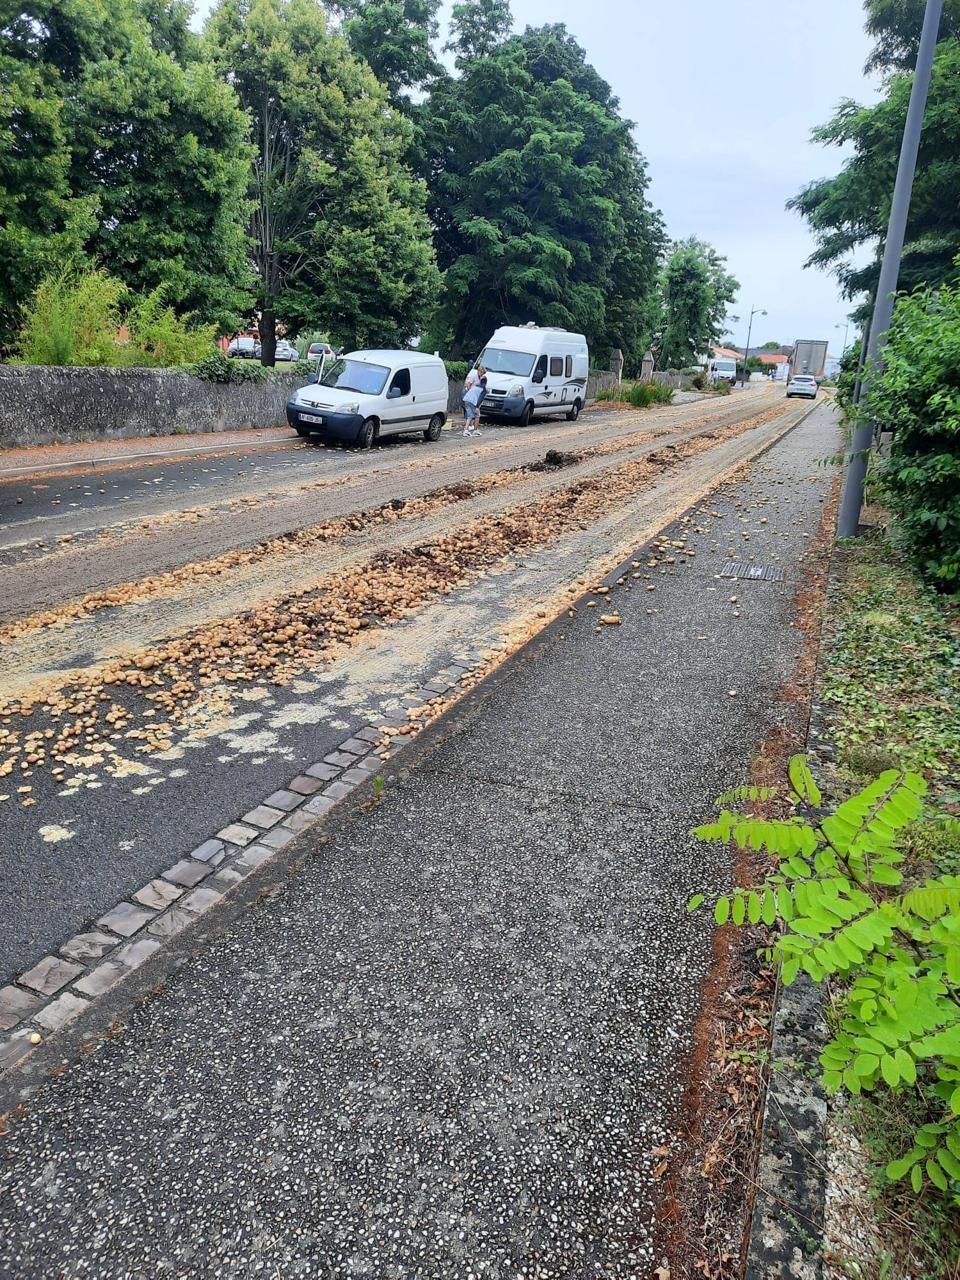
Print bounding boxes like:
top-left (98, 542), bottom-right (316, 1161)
top-left (565, 355), bottom-right (573, 377)
top-left (533, 355), bottom-right (547, 382)
top-left (389, 368), bottom-right (411, 396)
top-left (549, 356), bottom-right (563, 377)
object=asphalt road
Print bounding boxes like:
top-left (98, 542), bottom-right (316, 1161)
top-left (0, 405), bottom-right (841, 1278)
top-left (0, 386), bottom-right (793, 985)
top-left (0, 390), bottom-right (761, 562)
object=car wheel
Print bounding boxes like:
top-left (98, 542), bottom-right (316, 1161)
top-left (294, 425), bottom-right (311, 438)
top-left (566, 398), bottom-right (582, 422)
top-left (424, 413), bottom-right (444, 442)
top-left (357, 417), bottom-right (378, 449)
top-left (518, 401), bottom-right (534, 427)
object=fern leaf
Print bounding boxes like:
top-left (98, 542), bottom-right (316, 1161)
top-left (788, 755), bottom-right (822, 806)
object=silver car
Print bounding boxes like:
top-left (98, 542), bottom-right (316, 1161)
top-left (786, 374), bottom-right (818, 399)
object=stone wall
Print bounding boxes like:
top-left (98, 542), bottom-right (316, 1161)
top-left (0, 365), bottom-right (621, 450)
top-left (0, 365), bottom-right (305, 450)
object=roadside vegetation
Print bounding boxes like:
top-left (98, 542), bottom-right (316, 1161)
top-left (595, 381), bottom-right (675, 409)
top-left (695, 564), bottom-right (960, 1274)
top-left (691, 536), bottom-right (960, 1278)
top-left (860, 278), bottom-right (960, 590)
top-left (16, 269), bottom-right (214, 369)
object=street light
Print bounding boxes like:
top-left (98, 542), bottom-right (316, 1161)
top-left (741, 306), bottom-right (766, 386)
top-left (835, 319), bottom-right (850, 355)
top-left (837, 0), bottom-right (944, 538)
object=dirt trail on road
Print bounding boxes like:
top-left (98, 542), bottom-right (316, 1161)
top-left (0, 396), bottom-right (807, 787)
top-left (1, 391), bottom-right (778, 620)
top-left (2, 397), bottom-right (791, 710)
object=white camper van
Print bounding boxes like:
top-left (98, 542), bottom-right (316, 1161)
top-left (286, 350), bottom-right (448, 449)
top-left (474, 325), bottom-right (589, 425)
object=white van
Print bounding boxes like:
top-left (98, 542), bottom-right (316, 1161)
top-left (705, 356), bottom-right (737, 385)
top-left (474, 325), bottom-right (589, 425)
top-left (287, 350), bottom-right (448, 448)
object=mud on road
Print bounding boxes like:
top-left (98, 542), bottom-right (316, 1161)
top-left (0, 385), bottom-right (805, 981)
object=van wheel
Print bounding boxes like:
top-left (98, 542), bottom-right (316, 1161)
top-left (518, 401), bottom-right (533, 427)
top-left (566, 398), bottom-right (582, 422)
top-left (357, 417), bottom-right (378, 449)
top-left (424, 413), bottom-right (444, 442)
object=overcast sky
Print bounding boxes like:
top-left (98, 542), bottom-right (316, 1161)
top-left (192, 0), bottom-right (883, 353)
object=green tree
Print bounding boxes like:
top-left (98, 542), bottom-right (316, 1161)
top-left (422, 22), bottom-right (663, 357)
top-left (205, 0), bottom-right (439, 363)
top-left (445, 0), bottom-right (512, 65)
top-left (790, 37), bottom-right (960, 311)
top-left (0, 1), bottom-right (252, 343)
top-left (336, 0), bottom-right (442, 104)
top-left (0, 39), bottom-right (92, 347)
top-left (862, 0), bottom-right (960, 71)
top-left (657, 238), bottom-right (737, 370)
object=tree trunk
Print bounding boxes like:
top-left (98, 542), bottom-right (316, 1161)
top-left (260, 310), bottom-right (277, 367)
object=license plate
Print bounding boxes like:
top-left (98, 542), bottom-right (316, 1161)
top-left (300, 413), bottom-right (324, 424)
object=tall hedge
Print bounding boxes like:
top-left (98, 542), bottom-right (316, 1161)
top-left (864, 284), bottom-right (960, 588)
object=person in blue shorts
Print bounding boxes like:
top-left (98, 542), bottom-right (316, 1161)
top-left (462, 366), bottom-right (487, 437)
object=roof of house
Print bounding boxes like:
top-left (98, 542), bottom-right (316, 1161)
top-left (755, 352), bottom-right (789, 365)
top-left (711, 346), bottom-right (740, 360)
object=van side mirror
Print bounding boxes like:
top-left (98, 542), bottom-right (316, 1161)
top-left (532, 369), bottom-right (544, 384)
top-left (387, 385), bottom-right (402, 399)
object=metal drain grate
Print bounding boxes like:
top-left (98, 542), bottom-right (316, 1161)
top-left (720, 561), bottom-right (785, 583)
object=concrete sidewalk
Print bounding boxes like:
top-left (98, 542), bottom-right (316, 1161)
top-left (0, 406), bottom-right (840, 1279)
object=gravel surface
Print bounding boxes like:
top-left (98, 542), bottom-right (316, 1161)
top-left (0, 405), bottom-right (839, 1278)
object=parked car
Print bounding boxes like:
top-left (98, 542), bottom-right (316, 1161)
top-left (306, 342), bottom-right (334, 364)
top-left (226, 336), bottom-right (256, 359)
top-left (253, 339), bottom-right (299, 362)
top-left (472, 324), bottom-right (589, 425)
top-left (287, 350), bottom-right (448, 448)
top-left (786, 374), bottom-right (818, 399)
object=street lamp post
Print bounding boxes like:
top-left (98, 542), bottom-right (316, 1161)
top-left (741, 306), bottom-right (766, 386)
top-left (835, 319), bottom-right (849, 356)
top-left (837, 0), bottom-right (944, 538)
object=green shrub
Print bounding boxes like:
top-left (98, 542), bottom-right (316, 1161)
top-left (17, 267), bottom-right (125, 366)
top-left (712, 379), bottom-right (732, 396)
top-left (190, 350), bottom-right (269, 385)
top-left (691, 757), bottom-right (960, 1206)
top-left (122, 286), bottom-right (215, 367)
top-left (444, 360), bottom-right (469, 381)
top-left (863, 283), bottom-right (960, 588)
top-left (595, 380), bottom-right (674, 408)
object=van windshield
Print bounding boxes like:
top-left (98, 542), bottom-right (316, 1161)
top-left (715, 360), bottom-right (735, 372)
top-left (320, 359), bottom-right (389, 395)
top-left (478, 347), bottom-right (536, 377)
